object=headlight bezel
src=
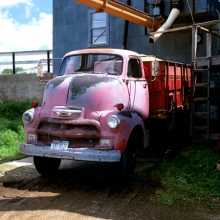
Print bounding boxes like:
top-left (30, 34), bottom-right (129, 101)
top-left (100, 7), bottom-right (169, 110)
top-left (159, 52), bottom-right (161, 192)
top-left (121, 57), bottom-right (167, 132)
top-left (22, 109), bottom-right (34, 125)
top-left (107, 115), bottom-right (120, 129)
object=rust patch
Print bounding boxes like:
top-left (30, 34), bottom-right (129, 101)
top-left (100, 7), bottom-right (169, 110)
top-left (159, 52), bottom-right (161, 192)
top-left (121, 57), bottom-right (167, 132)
top-left (117, 110), bottom-right (137, 118)
top-left (45, 77), bottom-right (66, 90)
top-left (69, 75), bottom-right (120, 99)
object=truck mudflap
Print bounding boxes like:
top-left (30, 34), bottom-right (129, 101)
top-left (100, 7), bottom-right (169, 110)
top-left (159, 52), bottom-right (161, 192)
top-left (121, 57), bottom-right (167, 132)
top-left (19, 143), bottom-right (121, 162)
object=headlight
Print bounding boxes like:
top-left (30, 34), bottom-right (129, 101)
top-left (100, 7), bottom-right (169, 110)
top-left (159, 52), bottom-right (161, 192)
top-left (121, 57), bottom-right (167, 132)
top-left (22, 109), bottom-right (34, 124)
top-left (107, 115), bottom-right (120, 129)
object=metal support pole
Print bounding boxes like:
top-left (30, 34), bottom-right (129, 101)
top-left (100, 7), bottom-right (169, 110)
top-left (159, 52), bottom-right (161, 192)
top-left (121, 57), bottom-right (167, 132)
top-left (12, 53), bottom-right (16, 74)
top-left (47, 50), bottom-right (50, 73)
top-left (206, 33), bottom-right (212, 58)
top-left (122, 0), bottom-right (131, 49)
top-left (192, 25), bottom-right (197, 62)
top-left (150, 19), bottom-right (220, 35)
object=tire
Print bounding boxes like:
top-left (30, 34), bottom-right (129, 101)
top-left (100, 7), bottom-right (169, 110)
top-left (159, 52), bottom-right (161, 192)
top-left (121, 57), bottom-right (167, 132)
top-left (120, 135), bottom-right (136, 184)
top-left (33, 156), bottom-right (61, 176)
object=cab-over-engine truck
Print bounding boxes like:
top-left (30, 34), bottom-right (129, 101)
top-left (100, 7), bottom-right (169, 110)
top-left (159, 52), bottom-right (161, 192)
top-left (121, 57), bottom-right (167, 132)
top-left (20, 48), bottom-right (191, 182)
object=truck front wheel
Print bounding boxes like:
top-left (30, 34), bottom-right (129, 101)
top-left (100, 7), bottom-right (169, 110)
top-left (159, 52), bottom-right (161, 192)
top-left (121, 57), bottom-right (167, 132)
top-left (33, 156), bottom-right (61, 176)
top-left (120, 135), bottom-right (136, 184)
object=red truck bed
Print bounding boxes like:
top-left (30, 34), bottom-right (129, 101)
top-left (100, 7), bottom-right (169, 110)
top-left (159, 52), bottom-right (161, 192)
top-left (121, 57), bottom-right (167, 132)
top-left (141, 55), bottom-right (191, 119)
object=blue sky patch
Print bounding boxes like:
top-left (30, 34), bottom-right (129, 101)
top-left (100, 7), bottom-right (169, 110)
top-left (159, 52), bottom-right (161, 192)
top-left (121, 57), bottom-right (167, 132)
top-left (1, 0), bottom-right (52, 24)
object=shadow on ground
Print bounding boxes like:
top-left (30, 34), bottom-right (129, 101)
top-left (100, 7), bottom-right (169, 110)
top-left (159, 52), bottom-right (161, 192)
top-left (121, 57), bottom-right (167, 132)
top-left (0, 153), bottom-right (215, 220)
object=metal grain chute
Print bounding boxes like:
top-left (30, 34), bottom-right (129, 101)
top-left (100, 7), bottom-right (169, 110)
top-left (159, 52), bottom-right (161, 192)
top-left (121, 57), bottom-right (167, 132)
top-left (73, 0), bottom-right (162, 31)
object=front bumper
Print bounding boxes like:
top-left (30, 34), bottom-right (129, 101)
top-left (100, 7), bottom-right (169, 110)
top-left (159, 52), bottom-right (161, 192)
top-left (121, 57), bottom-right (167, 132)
top-left (19, 143), bottom-right (121, 162)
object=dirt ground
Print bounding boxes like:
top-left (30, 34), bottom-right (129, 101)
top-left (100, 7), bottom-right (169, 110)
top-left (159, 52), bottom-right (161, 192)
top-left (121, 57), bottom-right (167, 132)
top-left (0, 155), bottom-right (220, 220)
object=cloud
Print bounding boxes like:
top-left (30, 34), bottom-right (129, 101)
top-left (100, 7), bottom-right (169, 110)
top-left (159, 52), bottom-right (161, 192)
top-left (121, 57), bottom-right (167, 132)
top-left (0, 0), bottom-right (32, 8)
top-left (0, 0), bottom-right (34, 19)
top-left (0, 7), bottom-right (52, 52)
top-left (25, 4), bottom-right (33, 18)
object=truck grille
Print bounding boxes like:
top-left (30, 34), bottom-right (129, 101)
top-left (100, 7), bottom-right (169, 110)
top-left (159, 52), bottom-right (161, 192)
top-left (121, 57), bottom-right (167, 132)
top-left (37, 121), bottom-right (100, 148)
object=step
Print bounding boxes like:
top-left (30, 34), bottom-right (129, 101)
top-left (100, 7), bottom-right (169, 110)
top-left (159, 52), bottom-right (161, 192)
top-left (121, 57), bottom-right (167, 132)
top-left (194, 126), bottom-right (208, 130)
top-left (193, 97), bottom-right (209, 101)
top-left (194, 58), bottom-right (210, 67)
top-left (193, 112), bottom-right (209, 116)
top-left (193, 83), bottom-right (209, 87)
top-left (193, 68), bottom-right (209, 72)
top-left (193, 133), bottom-right (219, 141)
top-left (193, 134), bottom-right (209, 141)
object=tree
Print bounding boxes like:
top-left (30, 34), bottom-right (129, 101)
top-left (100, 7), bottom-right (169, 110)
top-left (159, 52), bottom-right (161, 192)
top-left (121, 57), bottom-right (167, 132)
top-left (1, 67), bottom-right (24, 74)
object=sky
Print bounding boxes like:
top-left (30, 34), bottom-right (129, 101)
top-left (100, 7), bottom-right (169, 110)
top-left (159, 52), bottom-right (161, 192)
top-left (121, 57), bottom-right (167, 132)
top-left (0, 0), bottom-right (52, 52)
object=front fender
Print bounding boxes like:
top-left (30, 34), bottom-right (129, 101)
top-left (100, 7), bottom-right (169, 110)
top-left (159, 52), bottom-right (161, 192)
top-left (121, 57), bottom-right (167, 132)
top-left (100, 110), bottom-right (145, 153)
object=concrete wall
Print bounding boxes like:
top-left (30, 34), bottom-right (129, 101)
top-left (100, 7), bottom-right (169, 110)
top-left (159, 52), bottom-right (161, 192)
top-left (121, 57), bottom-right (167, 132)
top-left (0, 73), bottom-right (53, 102)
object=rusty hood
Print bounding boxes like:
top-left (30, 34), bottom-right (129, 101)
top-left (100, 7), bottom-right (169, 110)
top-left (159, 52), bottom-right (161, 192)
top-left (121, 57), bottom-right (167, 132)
top-left (42, 74), bottom-right (124, 117)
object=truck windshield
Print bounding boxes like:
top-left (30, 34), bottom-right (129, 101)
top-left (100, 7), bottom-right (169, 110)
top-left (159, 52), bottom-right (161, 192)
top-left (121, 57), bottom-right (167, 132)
top-left (58, 53), bottom-right (123, 75)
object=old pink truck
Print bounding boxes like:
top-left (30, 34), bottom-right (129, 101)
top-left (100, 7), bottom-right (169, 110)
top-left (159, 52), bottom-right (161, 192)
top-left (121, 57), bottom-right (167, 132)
top-left (20, 48), bottom-right (191, 182)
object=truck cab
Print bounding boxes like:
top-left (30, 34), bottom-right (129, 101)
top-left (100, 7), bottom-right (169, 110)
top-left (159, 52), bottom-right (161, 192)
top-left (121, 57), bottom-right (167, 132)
top-left (20, 48), bottom-right (150, 182)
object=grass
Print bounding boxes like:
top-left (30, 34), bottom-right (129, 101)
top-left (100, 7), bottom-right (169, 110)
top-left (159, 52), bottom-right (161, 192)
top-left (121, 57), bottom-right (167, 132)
top-left (0, 100), bottom-right (31, 163)
top-left (149, 140), bottom-right (220, 212)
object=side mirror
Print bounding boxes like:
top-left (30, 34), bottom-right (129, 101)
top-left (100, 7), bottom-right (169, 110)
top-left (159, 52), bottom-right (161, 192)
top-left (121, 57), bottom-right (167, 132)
top-left (151, 61), bottom-right (160, 76)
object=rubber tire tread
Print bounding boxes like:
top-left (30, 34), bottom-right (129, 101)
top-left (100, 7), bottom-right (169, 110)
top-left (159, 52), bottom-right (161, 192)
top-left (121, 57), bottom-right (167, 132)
top-left (33, 156), bottom-right (61, 176)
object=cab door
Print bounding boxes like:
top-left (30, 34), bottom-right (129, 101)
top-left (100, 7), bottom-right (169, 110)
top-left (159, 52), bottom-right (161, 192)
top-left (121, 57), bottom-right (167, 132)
top-left (126, 57), bottom-right (149, 119)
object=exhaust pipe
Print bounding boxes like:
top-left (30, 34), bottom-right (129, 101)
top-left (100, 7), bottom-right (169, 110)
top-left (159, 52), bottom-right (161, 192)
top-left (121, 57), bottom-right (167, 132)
top-left (149, 7), bottom-right (180, 44)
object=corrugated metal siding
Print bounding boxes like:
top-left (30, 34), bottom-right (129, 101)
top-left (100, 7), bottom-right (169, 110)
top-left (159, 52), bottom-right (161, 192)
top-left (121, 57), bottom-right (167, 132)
top-left (53, 1), bottom-right (90, 72)
top-left (53, 0), bottom-right (219, 71)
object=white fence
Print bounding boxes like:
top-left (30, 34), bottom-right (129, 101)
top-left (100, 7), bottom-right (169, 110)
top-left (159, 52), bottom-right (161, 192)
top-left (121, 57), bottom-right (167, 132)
top-left (0, 50), bottom-right (53, 74)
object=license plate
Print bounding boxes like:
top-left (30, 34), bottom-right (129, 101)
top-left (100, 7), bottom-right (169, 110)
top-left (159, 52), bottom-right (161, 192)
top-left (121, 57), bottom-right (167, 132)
top-left (51, 140), bottom-right (69, 150)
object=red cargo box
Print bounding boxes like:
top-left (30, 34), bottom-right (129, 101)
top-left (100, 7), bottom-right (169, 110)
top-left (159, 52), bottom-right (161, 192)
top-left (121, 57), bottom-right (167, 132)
top-left (141, 55), bottom-right (191, 119)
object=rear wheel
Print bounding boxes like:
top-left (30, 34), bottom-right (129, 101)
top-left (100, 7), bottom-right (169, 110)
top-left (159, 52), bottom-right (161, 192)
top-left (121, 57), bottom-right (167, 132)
top-left (120, 135), bottom-right (136, 184)
top-left (33, 156), bottom-right (61, 176)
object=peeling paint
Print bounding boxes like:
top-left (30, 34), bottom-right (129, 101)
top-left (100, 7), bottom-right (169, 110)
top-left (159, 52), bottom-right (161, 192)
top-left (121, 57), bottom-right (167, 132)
top-left (69, 75), bottom-right (120, 99)
top-left (45, 76), bottom-right (68, 90)
top-left (117, 110), bottom-right (136, 118)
